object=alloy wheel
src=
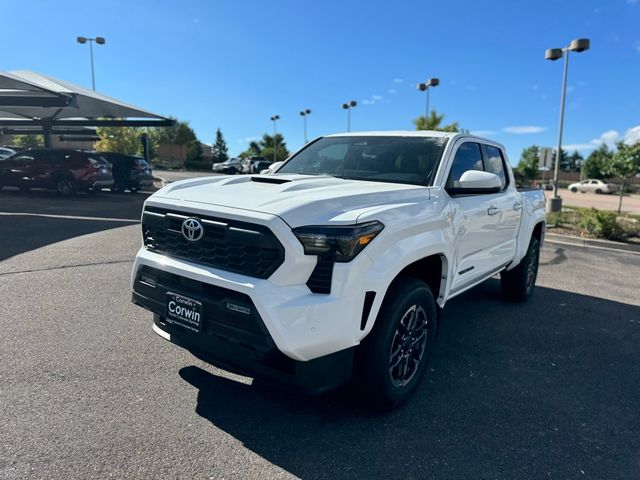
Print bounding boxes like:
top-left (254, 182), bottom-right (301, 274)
top-left (389, 304), bottom-right (429, 387)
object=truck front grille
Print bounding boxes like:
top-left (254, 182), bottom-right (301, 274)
top-left (141, 207), bottom-right (285, 279)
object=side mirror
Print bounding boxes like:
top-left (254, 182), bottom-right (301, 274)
top-left (449, 170), bottom-right (502, 195)
top-left (267, 161), bottom-right (283, 174)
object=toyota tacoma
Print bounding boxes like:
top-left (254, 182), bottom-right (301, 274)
top-left (131, 131), bottom-right (546, 409)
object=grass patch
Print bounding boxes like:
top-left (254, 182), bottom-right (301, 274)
top-left (547, 207), bottom-right (640, 242)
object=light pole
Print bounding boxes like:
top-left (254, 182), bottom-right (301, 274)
top-left (299, 109), bottom-right (311, 143)
top-left (341, 100), bottom-right (357, 132)
top-left (76, 36), bottom-right (106, 90)
top-left (270, 115), bottom-right (280, 163)
top-left (545, 38), bottom-right (590, 212)
top-left (416, 78), bottom-right (439, 125)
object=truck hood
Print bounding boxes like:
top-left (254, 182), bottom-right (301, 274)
top-left (153, 174), bottom-right (430, 227)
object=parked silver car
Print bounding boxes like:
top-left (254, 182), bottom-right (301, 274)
top-left (212, 158), bottom-right (241, 174)
top-left (568, 179), bottom-right (620, 194)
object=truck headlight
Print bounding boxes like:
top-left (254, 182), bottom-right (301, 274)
top-left (292, 221), bottom-right (384, 262)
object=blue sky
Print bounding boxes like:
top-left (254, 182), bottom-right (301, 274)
top-left (2, 0), bottom-right (640, 162)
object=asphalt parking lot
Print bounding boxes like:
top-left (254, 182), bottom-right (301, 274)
top-left (1, 189), bottom-right (639, 480)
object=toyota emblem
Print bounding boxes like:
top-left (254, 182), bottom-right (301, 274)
top-left (181, 218), bottom-right (204, 242)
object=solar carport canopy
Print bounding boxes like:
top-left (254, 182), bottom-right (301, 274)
top-left (0, 70), bottom-right (173, 141)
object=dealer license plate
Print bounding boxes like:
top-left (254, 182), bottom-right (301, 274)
top-left (166, 292), bottom-right (203, 332)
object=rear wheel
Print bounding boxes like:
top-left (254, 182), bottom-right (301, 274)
top-left (56, 176), bottom-right (75, 196)
top-left (501, 237), bottom-right (540, 302)
top-left (595, 188), bottom-right (603, 194)
top-left (356, 278), bottom-right (437, 410)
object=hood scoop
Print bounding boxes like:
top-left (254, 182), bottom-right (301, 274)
top-left (250, 176), bottom-right (291, 185)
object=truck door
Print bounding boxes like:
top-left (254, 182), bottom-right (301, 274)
top-left (480, 144), bottom-right (523, 268)
top-left (445, 141), bottom-right (502, 293)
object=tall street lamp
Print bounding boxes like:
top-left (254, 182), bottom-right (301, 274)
top-left (545, 38), bottom-right (590, 212)
top-left (342, 101), bottom-right (357, 132)
top-left (76, 36), bottom-right (106, 91)
top-left (270, 115), bottom-right (280, 163)
top-left (416, 77), bottom-right (439, 123)
top-left (299, 109), bottom-right (311, 143)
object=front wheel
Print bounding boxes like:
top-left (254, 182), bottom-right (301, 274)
top-left (56, 176), bottom-right (75, 196)
top-left (570, 187), bottom-right (578, 192)
top-left (595, 189), bottom-right (603, 194)
top-left (500, 237), bottom-right (540, 302)
top-left (356, 278), bottom-right (437, 410)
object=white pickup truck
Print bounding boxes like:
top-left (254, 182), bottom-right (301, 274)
top-left (132, 131), bottom-right (545, 409)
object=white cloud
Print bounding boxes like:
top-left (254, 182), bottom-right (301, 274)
top-left (393, 78), bottom-right (404, 83)
top-left (238, 136), bottom-right (259, 144)
top-left (563, 144), bottom-right (597, 152)
top-left (624, 126), bottom-right (640, 144)
top-left (596, 130), bottom-right (620, 148)
top-left (470, 130), bottom-right (496, 136)
top-left (362, 94), bottom-right (384, 105)
top-left (563, 126), bottom-right (640, 152)
top-left (388, 88), bottom-right (397, 94)
top-left (502, 126), bottom-right (547, 134)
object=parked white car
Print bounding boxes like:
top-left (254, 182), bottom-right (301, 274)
top-left (132, 131), bottom-right (546, 409)
top-left (568, 179), bottom-right (620, 194)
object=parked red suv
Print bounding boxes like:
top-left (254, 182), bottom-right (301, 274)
top-left (0, 148), bottom-right (107, 195)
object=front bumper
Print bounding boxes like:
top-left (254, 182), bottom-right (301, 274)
top-left (132, 265), bottom-right (354, 393)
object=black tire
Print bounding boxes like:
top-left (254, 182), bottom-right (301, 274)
top-left (570, 187), bottom-right (578, 193)
top-left (356, 277), bottom-right (438, 410)
top-left (55, 176), bottom-right (75, 196)
top-left (500, 237), bottom-right (540, 302)
top-left (19, 186), bottom-right (30, 192)
top-left (595, 188), bottom-right (603, 194)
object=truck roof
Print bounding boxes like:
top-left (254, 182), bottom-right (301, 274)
top-left (326, 130), bottom-right (453, 138)
top-left (324, 130), bottom-right (507, 152)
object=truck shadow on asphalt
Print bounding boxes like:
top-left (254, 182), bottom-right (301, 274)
top-left (179, 280), bottom-right (640, 480)
top-left (0, 189), bottom-right (148, 261)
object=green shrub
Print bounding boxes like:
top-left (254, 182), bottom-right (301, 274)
top-left (577, 209), bottom-right (627, 241)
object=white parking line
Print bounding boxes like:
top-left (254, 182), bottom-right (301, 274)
top-left (0, 212), bottom-right (139, 223)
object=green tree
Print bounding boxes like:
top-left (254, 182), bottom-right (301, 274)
top-left (155, 119), bottom-right (197, 145)
top-left (11, 134), bottom-right (44, 149)
top-left (413, 110), bottom-right (460, 132)
top-left (240, 134), bottom-right (289, 162)
top-left (582, 144), bottom-right (612, 180)
top-left (606, 141), bottom-right (640, 213)
top-left (516, 145), bottom-right (540, 185)
top-left (563, 150), bottom-right (583, 172)
top-left (211, 128), bottom-right (229, 164)
top-left (94, 126), bottom-right (141, 155)
top-left (148, 119), bottom-right (206, 168)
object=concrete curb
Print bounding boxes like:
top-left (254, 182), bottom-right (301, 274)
top-left (545, 232), bottom-right (640, 254)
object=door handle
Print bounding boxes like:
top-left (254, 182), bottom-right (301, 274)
top-left (513, 201), bottom-right (523, 210)
top-left (487, 206), bottom-right (500, 216)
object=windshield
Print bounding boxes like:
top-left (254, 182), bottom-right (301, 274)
top-left (277, 136), bottom-right (448, 186)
